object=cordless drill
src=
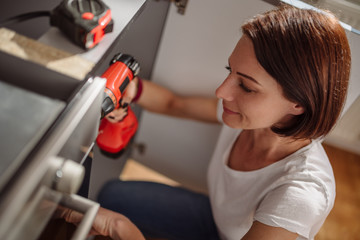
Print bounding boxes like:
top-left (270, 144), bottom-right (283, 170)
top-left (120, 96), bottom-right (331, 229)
top-left (96, 53), bottom-right (140, 157)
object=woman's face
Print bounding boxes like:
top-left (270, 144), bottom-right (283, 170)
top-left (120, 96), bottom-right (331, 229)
top-left (216, 35), bottom-right (303, 130)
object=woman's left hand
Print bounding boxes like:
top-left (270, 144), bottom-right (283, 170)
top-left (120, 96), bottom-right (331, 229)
top-left (55, 206), bottom-right (145, 240)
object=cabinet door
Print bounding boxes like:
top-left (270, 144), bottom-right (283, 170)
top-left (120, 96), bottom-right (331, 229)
top-left (132, 0), bottom-right (274, 193)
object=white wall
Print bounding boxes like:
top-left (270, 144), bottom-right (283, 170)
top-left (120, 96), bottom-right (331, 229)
top-left (132, 0), bottom-right (360, 194)
top-left (132, 0), bottom-right (274, 193)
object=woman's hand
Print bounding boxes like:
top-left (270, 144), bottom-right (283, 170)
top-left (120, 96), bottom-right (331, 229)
top-left (106, 78), bottom-right (139, 123)
top-left (55, 206), bottom-right (145, 240)
top-left (120, 77), bottom-right (139, 106)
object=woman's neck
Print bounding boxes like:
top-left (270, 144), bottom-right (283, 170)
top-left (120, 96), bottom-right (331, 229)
top-left (239, 128), bottom-right (311, 166)
top-left (250, 128), bottom-right (309, 149)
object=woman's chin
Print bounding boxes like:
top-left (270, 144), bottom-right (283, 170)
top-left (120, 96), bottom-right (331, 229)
top-left (222, 116), bottom-right (244, 129)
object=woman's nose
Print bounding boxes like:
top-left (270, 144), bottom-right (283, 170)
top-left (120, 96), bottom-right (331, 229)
top-left (216, 77), bottom-right (235, 101)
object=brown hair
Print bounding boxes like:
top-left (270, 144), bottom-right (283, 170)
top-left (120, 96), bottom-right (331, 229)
top-left (242, 5), bottom-right (351, 139)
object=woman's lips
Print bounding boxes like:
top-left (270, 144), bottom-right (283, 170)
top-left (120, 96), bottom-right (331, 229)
top-left (223, 106), bottom-right (239, 115)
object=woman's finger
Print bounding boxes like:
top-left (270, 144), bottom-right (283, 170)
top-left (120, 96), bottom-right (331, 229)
top-left (105, 108), bottom-right (128, 123)
top-left (121, 79), bottom-right (138, 105)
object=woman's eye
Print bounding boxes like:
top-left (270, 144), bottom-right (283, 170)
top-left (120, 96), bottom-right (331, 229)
top-left (226, 65), bottom-right (255, 93)
top-left (225, 65), bottom-right (231, 73)
top-left (239, 82), bottom-right (253, 93)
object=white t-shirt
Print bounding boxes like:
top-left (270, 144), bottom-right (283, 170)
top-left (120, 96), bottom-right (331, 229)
top-left (207, 124), bottom-right (335, 240)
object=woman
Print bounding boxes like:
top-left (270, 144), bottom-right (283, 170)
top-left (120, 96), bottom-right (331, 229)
top-left (62, 5), bottom-right (351, 240)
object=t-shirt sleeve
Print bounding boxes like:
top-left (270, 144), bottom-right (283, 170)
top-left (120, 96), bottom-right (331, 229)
top-left (254, 180), bottom-right (329, 238)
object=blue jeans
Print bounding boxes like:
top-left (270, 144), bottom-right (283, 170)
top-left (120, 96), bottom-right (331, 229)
top-left (97, 180), bottom-right (220, 240)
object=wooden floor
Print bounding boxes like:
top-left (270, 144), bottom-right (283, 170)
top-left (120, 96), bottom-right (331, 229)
top-left (120, 144), bottom-right (360, 240)
top-left (316, 144), bottom-right (360, 240)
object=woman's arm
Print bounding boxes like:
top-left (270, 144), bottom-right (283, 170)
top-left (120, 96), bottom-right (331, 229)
top-left (242, 221), bottom-right (298, 240)
top-left (108, 78), bottom-right (220, 124)
top-left (136, 79), bottom-right (219, 123)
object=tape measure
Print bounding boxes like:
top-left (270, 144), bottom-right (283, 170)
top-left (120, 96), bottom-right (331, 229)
top-left (50, 0), bottom-right (113, 49)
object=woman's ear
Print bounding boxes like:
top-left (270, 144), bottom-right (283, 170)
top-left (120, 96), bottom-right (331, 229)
top-left (291, 103), bottom-right (305, 116)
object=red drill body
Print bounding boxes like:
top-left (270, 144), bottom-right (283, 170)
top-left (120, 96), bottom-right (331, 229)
top-left (102, 61), bottom-right (133, 111)
top-left (96, 53), bottom-right (140, 157)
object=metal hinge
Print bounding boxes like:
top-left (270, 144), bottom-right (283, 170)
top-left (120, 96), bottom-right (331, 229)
top-left (156, 0), bottom-right (188, 15)
top-left (170, 0), bottom-right (188, 15)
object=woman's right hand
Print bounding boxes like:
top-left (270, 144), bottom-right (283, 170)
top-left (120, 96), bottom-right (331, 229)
top-left (105, 78), bottom-right (139, 123)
